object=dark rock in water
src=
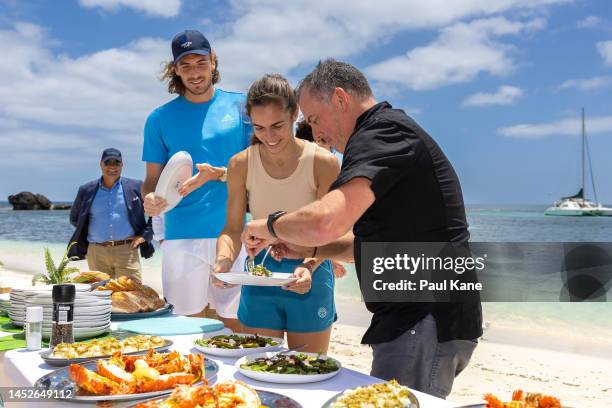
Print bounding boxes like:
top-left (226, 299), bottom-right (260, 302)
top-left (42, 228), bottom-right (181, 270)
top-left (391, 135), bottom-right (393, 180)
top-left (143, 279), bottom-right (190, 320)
top-left (8, 192), bottom-right (54, 210)
top-left (52, 204), bottom-right (71, 210)
top-left (35, 194), bottom-right (52, 210)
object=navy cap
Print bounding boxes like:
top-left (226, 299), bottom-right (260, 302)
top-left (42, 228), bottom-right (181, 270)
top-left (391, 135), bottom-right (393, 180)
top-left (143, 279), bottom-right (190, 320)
top-left (172, 30), bottom-right (211, 63)
top-left (101, 148), bottom-right (122, 163)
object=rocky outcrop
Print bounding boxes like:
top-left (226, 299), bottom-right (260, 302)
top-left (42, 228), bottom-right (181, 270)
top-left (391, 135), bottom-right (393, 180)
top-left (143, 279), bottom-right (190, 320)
top-left (34, 194), bottom-right (52, 209)
top-left (7, 192), bottom-right (63, 210)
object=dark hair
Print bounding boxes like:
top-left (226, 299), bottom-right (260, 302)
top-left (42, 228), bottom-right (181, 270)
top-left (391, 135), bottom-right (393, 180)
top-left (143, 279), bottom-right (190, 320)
top-left (246, 74), bottom-right (298, 145)
top-left (160, 51), bottom-right (220, 95)
top-left (295, 120), bottom-right (314, 142)
top-left (296, 58), bottom-right (373, 102)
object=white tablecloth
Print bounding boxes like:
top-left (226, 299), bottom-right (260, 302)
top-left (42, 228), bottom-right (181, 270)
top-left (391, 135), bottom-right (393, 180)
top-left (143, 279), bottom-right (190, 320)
top-left (1, 318), bottom-right (455, 408)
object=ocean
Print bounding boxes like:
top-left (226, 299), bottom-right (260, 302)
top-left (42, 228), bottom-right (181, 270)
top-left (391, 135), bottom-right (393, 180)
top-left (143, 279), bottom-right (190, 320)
top-left (1, 202), bottom-right (612, 344)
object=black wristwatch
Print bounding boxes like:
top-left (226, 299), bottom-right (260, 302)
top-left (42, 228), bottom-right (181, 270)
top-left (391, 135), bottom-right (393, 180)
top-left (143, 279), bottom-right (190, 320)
top-left (267, 210), bottom-right (287, 239)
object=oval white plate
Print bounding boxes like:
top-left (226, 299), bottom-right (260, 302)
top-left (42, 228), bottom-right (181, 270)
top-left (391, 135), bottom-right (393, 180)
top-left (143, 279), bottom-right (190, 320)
top-left (194, 333), bottom-right (284, 358)
top-left (154, 151), bottom-right (193, 214)
top-left (235, 351), bottom-right (342, 384)
top-left (215, 272), bottom-right (297, 287)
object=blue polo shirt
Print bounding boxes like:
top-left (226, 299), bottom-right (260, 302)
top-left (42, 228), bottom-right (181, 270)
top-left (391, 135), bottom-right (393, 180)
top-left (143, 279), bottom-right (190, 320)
top-left (88, 178), bottom-right (135, 243)
top-left (142, 89), bottom-right (251, 240)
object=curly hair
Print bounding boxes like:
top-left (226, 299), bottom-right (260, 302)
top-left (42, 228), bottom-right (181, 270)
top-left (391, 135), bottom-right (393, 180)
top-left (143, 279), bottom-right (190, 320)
top-left (160, 51), bottom-right (220, 95)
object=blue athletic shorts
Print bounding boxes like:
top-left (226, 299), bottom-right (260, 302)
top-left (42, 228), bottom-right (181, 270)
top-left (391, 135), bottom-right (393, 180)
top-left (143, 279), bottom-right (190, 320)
top-left (237, 252), bottom-right (336, 333)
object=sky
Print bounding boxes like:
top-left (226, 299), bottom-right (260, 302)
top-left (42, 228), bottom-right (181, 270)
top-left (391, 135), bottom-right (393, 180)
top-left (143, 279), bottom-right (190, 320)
top-left (0, 0), bottom-right (611, 205)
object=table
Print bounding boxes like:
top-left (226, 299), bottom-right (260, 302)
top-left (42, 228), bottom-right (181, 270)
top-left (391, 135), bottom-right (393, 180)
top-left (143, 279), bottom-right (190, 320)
top-left (1, 318), bottom-right (455, 407)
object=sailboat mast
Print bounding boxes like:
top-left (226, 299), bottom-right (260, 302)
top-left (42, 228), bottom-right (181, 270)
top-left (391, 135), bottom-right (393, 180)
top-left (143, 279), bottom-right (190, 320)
top-left (581, 107), bottom-right (585, 197)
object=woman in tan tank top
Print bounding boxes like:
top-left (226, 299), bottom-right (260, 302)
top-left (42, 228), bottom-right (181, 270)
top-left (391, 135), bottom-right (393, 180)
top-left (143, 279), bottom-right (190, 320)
top-left (213, 74), bottom-right (340, 353)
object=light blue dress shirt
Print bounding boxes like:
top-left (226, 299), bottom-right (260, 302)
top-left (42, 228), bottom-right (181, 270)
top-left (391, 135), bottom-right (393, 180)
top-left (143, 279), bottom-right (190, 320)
top-left (87, 178), bottom-right (135, 243)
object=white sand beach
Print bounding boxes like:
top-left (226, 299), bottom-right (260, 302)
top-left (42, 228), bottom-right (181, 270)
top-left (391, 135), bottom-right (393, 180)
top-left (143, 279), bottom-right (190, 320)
top-left (1, 252), bottom-right (612, 407)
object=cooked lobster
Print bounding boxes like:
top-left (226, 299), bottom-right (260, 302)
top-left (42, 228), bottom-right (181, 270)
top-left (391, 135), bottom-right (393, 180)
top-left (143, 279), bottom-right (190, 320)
top-left (69, 350), bottom-right (205, 396)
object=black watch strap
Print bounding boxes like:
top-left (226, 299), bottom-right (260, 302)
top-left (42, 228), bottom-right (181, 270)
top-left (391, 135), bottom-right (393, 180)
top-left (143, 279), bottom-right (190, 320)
top-left (267, 210), bottom-right (287, 239)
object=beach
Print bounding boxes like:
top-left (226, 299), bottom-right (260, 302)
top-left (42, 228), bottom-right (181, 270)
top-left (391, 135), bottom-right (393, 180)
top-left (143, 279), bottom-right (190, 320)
top-left (2, 245), bottom-right (612, 407)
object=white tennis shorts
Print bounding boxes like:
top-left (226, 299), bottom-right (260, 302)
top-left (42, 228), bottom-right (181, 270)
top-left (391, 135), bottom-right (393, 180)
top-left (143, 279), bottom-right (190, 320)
top-left (161, 238), bottom-right (246, 317)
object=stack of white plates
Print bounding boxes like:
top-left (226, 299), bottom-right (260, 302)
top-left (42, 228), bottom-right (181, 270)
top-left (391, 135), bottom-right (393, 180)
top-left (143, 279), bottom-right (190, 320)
top-left (0, 293), bottom-right (10, 314)
top-left (8, 284), bottom-right (112, 340)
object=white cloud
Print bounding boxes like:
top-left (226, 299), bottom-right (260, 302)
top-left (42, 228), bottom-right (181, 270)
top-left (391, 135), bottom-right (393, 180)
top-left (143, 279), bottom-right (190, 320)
top-left (498, 115), bottom-right (612, 138)
top-left (78, 0), bottom-right (180, 18)
top-left (364, 17), bottom-right (546, 91)
top-left (597, 40), bottom-right (612, 66)
top-left (209, 0), bottom-right (567, 91)
top-left (0, 24), bottom-right (169, 132)
top-left (559, 76), bottom-right (612, 91)
top-left (462, 85), bottom-right (524, 106)
top-left (577, 16), bottom-right (602, 29)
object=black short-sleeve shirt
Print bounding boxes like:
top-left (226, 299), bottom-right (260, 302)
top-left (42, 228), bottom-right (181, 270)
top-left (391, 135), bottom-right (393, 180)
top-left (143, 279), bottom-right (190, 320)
top-left (330, 102), bottom-right (482, 344)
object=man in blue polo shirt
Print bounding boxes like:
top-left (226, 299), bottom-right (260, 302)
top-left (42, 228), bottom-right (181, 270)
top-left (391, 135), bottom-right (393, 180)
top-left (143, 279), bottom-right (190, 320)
top-left (69, 148), bottom-right (154, 281)
top-left (142, 30), bottom-right (250, 329)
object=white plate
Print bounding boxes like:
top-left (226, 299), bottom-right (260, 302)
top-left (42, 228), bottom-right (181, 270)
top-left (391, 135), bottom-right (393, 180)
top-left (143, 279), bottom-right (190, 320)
top-left (41, 325), bottom-right (110, 340)
top-left (15, 306), bottom-right (111, 316)
top-left (26, 298), bottom-right (112, 307)
top-left (154, 151), bottom-right (193, 214)
top-left (193, 333), bottom-right (284, 357)
top-left (42, 320), bottom-right (110, 329)
top-left (13, 313), bottom-right (111, 322)
top-left (235, 351), bottom-right (342, 384)
top-left (29, 291), bottom-right (111, 299)
top-left (12, 284), bottom-right (91, 293)
top-left (215, 272), bottom-right (297, 287)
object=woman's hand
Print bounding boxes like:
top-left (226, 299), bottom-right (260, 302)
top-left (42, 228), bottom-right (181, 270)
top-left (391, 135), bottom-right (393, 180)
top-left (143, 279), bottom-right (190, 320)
top-left (211, 257), bottom-right (236, 289)
top-left (282, 265), bottom-right (312, 295)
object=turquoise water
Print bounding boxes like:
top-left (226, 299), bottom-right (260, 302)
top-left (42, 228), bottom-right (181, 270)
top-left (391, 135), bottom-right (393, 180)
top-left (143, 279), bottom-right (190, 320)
top-left (1, 202), bottom-right (612, 337)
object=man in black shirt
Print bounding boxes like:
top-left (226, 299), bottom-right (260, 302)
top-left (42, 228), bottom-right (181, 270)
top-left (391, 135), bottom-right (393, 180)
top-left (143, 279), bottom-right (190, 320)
top-left (242, 59), bottom-right (482, 398)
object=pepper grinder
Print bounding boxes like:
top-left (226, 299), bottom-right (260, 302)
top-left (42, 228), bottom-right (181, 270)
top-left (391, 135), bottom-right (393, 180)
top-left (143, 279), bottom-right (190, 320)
top-left (50, 284), bottom-right (75, 348)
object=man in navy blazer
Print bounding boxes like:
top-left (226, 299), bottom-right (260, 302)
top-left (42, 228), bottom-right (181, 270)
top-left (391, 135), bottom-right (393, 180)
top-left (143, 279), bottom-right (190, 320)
top-left (68, 148), bottom-right (154, 281)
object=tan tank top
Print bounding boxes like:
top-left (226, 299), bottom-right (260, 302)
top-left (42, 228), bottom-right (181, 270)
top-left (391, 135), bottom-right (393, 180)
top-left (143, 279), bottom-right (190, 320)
top-left (246, 141), bottom-right (318, 220)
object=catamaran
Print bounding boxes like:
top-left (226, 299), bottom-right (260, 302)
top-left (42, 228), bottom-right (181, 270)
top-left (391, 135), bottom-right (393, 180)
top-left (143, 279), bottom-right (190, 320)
top-left (545, 109), bottom-right (612, 216)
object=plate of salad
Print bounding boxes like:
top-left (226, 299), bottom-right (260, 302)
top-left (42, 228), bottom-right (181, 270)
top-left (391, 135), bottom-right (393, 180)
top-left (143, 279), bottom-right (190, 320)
top-left (193, 333), bottom-right (284, 357)
top-left (214, 265), bottom-right (297, 287)
top-left (235, 351), bottom-right (341, 384)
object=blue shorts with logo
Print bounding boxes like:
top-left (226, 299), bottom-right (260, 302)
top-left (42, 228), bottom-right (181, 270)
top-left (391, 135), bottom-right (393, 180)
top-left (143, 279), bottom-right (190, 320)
top-left (238, 252), bottom-right (336, 333)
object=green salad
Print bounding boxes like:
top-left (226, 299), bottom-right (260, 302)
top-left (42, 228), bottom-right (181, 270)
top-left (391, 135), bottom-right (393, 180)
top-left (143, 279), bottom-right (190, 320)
top-left (250, 264), bottom-right (272, 277)
top-left (241, 353), bottom-right (339, 375)
top-left (194, 334), bottom-right (279, 349)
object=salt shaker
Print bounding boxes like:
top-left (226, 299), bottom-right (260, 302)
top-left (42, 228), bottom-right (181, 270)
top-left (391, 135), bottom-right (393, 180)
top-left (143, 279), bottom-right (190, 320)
top-left (25, 306), bottom-right (43, 350)
top-left (50, 284), bottom-right (75, 348)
